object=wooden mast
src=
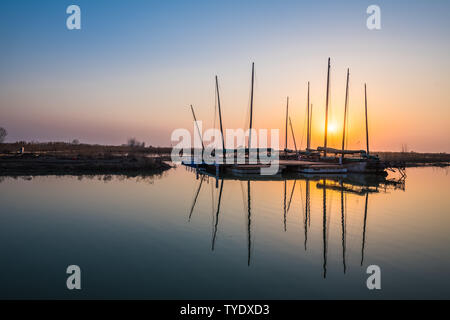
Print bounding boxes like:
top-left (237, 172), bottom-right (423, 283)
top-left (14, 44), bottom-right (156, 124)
top-left (364, 83), bottom-right (370, 155)
top-left (190, 105), bottom-right (204, 151)
top-left (306, 81), bottom-right (311, 151)
top-left (324, 58), bottom-right (331, 157)
top-left (309, 103), bottom-right (313, 149)
top-left (341, 69), bottom-right (349, 162)
top-left (215, 76), bottom-right (226, 160)
top-left (248, 62), bottom-right (255, 151)
top-left (285, 97), bottom-right (289, 152)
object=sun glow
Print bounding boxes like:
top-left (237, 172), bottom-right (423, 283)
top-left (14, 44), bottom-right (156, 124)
top-left (328, 122), bottom-right (338, 134)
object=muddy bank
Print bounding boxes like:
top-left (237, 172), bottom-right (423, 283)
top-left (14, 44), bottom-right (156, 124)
top-left (0, 154), bottom-right (172, 176)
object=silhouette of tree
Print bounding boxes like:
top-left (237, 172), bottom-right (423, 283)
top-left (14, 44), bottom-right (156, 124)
top-left (0, 127), bottom-right (7, 143)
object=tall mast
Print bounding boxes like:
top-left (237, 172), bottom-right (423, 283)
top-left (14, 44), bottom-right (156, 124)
top-left (364, 83), bottom-right (370, 155)
top-left (341, 69), bottom-right (349, 162)
top-left (285, 96), bottom-right (289, 151)
top-left (306, 82), bottom-right (311, 151)
top-left (309, 103), bottom-right (313, 148)
top-left (190, 105), bottom-right (204, 151)
top-left (215, 76), bottom-right (226, 160)
top-left (248, 62), bottom-right (255, 150)
top-left (324, 58), bottom-right (331, 157)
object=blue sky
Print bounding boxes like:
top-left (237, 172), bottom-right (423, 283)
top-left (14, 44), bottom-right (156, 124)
top-left (1, 0), bottom-right (449, 151)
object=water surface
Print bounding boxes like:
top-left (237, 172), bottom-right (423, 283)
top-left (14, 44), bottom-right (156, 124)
top-left (0, 166), bottom-right (449, 299)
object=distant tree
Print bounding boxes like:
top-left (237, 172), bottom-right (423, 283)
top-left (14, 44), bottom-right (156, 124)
top-left (0, 127), bottom-right (7, 143)
top-left (127, 137), bottom-right (138, 147)
top-left (127, 137), bottom-right (145, 148)
top-left (72, 139), bottom-right (80, 145)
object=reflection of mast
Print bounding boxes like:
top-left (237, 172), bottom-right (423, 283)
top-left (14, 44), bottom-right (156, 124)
top-left (361, 193), bottom-right (369, 266)
top-left (283, 181), bottom-right (287, 231)
top-left (189, 176), bottom-right (204, 221)
top-left (212, 179), bottom-right (224, 251)
top-left (341, 183), bottom-right (347, 273)
top-left (322, 179), bottom-right (328, 278)
top-left (304, 179), bottom-right (310, 250)
top-left (287, 180), bottom-right (297, 212)
top-left (247, 180), bottom-right (252, 266)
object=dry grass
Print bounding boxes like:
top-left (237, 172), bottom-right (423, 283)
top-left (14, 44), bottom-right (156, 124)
top-left (376, 151), bottom-right (450, 164)
top-left (0, 142), bottom-right (171, 159)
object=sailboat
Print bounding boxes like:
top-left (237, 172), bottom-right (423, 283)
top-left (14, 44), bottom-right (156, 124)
top-left (298, 58), bottom-right (386, 175)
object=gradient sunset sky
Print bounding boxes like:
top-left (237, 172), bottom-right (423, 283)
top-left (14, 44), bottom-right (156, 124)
top-left (0, 0), bottom-right (449, 152)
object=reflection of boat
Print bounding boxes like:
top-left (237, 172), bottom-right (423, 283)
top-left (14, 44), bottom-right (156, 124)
top-left (185, 166), bottom-right (404, 274)
top-left (185, 165), bottom-right (405, 192)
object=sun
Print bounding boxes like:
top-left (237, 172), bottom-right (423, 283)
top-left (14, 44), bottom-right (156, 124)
top-left (328, 122), bottom-right (338, 133)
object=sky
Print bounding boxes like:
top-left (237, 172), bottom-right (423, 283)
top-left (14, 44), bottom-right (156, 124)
top-left (0, 0), bottom-right (449, 152)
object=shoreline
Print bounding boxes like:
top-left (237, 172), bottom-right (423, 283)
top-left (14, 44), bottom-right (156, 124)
top-left (0, 153), bottom-right (172, 176)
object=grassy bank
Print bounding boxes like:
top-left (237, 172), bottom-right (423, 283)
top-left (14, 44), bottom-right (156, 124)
top-left (1, 143), bottom-right (448, 175)
top-left (376, 151), bottom-right (450, 166)
top-left (0, 142), bottom-right (172, 176)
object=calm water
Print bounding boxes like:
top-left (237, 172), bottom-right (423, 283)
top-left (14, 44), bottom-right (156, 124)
top-left (0, 166), bottom-right (449, 299)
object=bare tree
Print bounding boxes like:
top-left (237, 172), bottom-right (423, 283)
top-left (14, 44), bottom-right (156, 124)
top-left (0, 127), bottom-right (7, 143)
top-left (127, 137), bottom-right (138, 147)
top-left (127, 137), bottom-right (146, 148)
